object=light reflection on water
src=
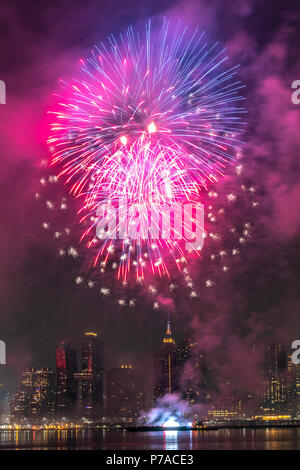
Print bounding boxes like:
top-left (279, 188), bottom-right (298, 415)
top-left (1, 428), bottom-right (300, 450)
top-left (163, 430), bottom-right (179, 450)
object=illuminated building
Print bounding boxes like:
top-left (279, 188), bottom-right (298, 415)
top-left (55, 342), bottom-right (78, 413)
top-left (153, 315), bottom-right (178, 400)
top-left (11, 367), bottom-right (56, 421)
top-left (207, 404), bottom-right (242, 421)
top-left (295, 359), bottom-right (300, 417)
top-left (106, 365), bottom-right (145, 421)
top-left (174, 336), bottom-right (209, 405)
top-left (206, 369), bottom-right (243, 421)
top-left (31, 367), bottom-right (56, 417)
top-left (0, 384), bottom-right (10, 424)
top-left (286, 353), bottom-right (297, 416)
top-left (74, 332), bottom-right (103, 415)
top-left (259, 343), bottom-right (291, 415)
top-left (10, 389), bottom-right (29, 420)
top-left (254, 414), bottom-right (291, 421)
top-left (11, 368), bottom-right (36, 419)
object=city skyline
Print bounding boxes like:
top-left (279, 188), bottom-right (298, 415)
top-left (0, 0), bottom-right (300, 397)
top-left (3, 317), bottom-right (300, 424)
top-left (0, 0), bottom-right (299, 453)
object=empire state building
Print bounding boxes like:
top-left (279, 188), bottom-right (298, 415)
top-left (153, 315), bottom-right (178, 401)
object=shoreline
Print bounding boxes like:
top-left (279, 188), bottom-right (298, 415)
top-left (1, 422), bottom-right (300, 432)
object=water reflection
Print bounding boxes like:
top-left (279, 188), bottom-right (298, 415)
top-left (0, 428), bottom-right (300, 450)
top-left (163, 430), bottom-right (178, 450)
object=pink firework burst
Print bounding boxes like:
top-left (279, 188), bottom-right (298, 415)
top-left (47, 20), bottom-right (246, 281)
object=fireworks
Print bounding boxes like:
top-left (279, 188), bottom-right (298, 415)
top-left (46, 20), bottom-right (246, 281)
top-left (37, 154), bottom-right (258, 311)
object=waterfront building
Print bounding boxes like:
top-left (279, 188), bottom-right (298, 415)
top-left (74, 332), bottom-right (103, 415)
top-left (56, 342), bottom-right (78, 413)
top-left (106, 365), bottom-right (145, 421)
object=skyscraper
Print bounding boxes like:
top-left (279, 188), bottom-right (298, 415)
top-left (74, 332), bottom-right (103, 415)
top-left (175, 336), bottom-right (209, 405)
top-left (0, 383), bottom-right (10, 424)
top-left (153, 315), bottom-right (178, 401)
top-left (287, 352), bottom-right (297, 416)
top-left (106, 365), bottom-right (145, 421)
top-left (11, 367), bottom-right (56, 421)
top-left (293, 356), bottom-right (300, 418)
top-left (31, 367), bottom-right (56, 418)
top-left (10, 368), bottom-right (35, 420)
top-left (259, 343), bottom-right (290, 415)
top-left (55, 342), bottom-right (78, 413)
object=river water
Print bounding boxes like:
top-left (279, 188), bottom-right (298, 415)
top-left (0, 427), bottom-right (300, 450)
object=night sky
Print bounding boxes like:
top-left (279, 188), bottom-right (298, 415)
top-left (0, 0), bottom-right (300, 396)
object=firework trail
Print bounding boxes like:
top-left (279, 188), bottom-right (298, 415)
top-left (36, 155), bottom-right (259, 310)
top-left (47, 20), bottom-right (246, 281)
